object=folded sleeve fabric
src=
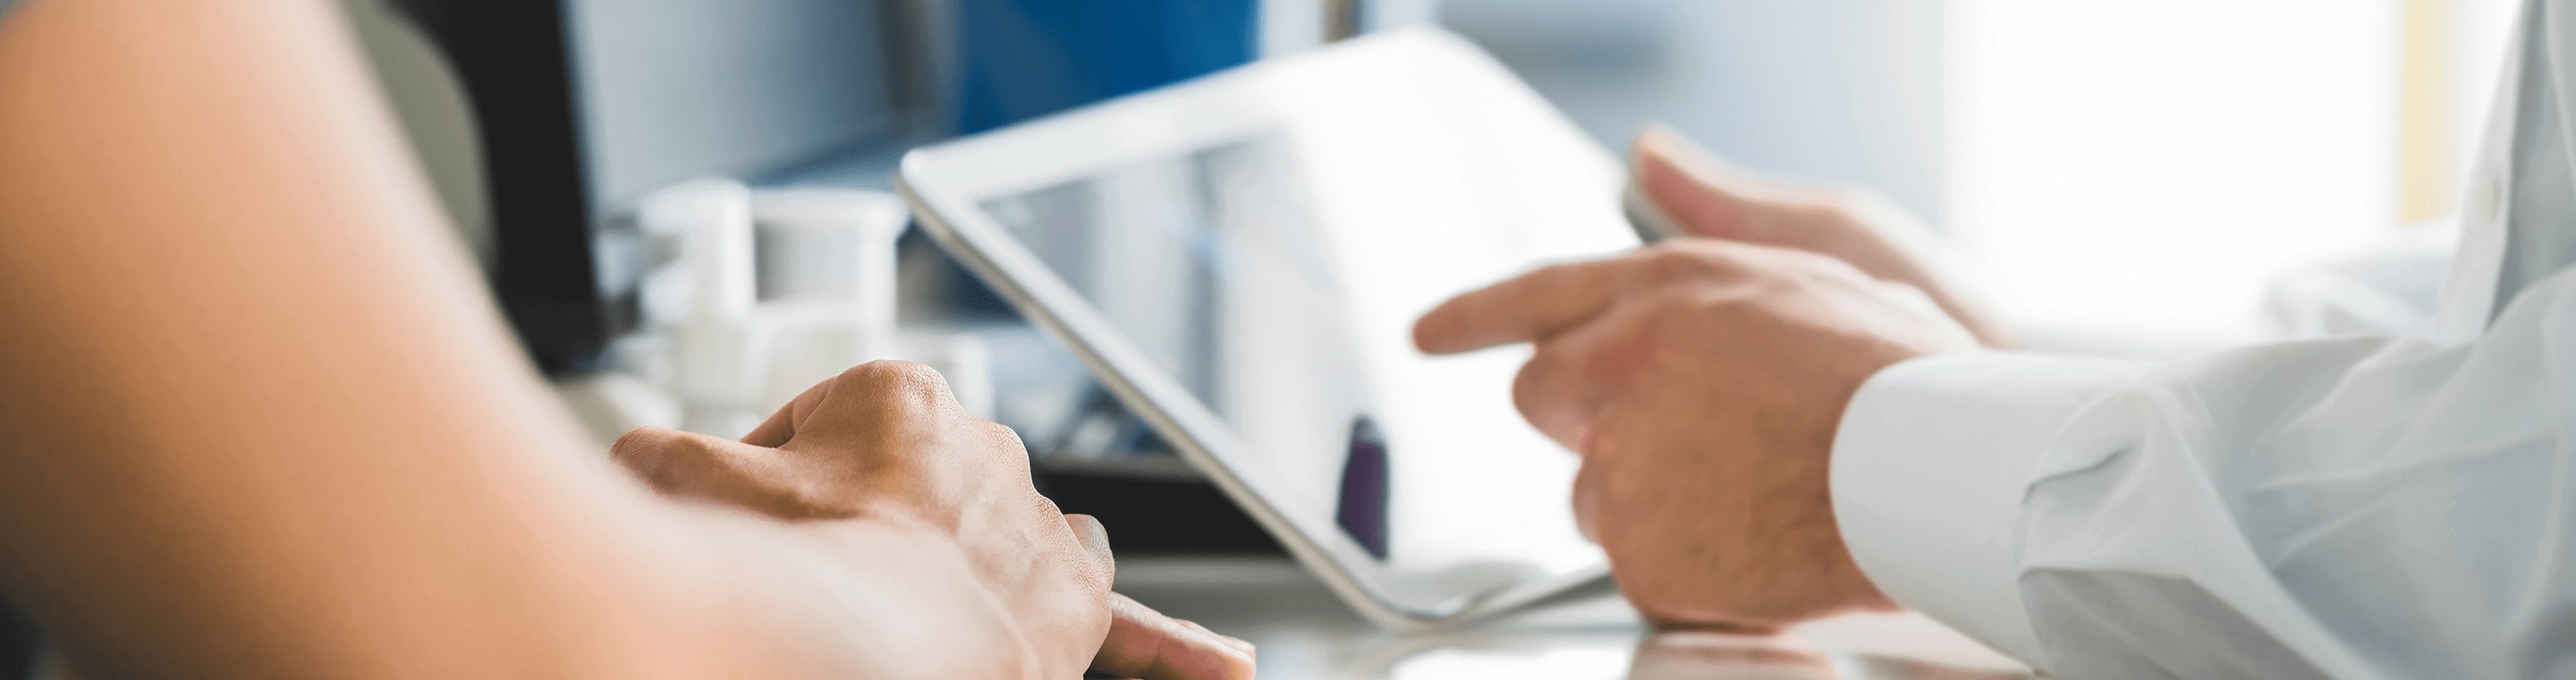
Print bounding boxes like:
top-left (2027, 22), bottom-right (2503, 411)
top-left (1828, 351), bottom-right (2154, 665)
top-left (1832, 270), bottom-right (2576, 678)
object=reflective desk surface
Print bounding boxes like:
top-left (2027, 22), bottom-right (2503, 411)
top-left (1114, 557), bottom-right (2036, 680)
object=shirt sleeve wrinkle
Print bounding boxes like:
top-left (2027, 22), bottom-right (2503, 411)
top-left (2014, 271), bottom-right (2576, 679)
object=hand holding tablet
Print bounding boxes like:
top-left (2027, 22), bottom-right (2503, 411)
top-left (899, 28), bottom-right (1638, 626)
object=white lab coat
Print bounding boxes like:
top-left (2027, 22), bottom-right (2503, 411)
top-left (1828, 1), bottom-right (2576, 677)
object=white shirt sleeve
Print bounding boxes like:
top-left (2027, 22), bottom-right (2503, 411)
top-left (1832, 268), bottom-right (2576, 679)
top-left (1829, 351), bottom-right (2154, 664)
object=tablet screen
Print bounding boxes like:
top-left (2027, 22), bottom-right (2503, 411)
top-left (978, 132), bottom-right (1612, 581)
top-left (982, 138), bottom-right (1389, 555)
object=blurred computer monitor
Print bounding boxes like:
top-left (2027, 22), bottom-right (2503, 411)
top-left (376, 0), bottom-right (917, 372)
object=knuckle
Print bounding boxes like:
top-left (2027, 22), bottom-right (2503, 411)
top-left (982, 421), bottom-right (1030, 453)
top-left (837, 360), bottom-right (944, 391)
top-left (1512, 345), bottom-right (1594, 421)
top-left (1066, 512), bottom-right (1107, 540)
top-left (1509, 360), bottom-right (1549, 413)
top-left (1029, 492), bottom-right (1069, 521)
top-left (1641, 288), bottom-right (1724, 325)
top-left (979, 421), bottom-right (1038, 477)
top-left (835, 360), bottom-right (956, 418)
top-left (1632, 245), bottom-right (1716, 285)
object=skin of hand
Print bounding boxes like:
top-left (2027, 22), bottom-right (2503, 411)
top-left (607, 361), bottom-right (1256, 680)
top-left (1631, 124), bottom-right (2015, 347)
top-left (1413, 239), bottom-right (1978, 630)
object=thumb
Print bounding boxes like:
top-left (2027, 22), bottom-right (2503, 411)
top-left (1631, 123), bottom-right (1773, 242)
top-left (1090, 593), bottom-right (1257, 680)
top-left (608, 426), bottom-right (808, 517)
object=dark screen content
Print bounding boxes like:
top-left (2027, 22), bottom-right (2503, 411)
top-left (981, 138), bottom-right (1391, 558)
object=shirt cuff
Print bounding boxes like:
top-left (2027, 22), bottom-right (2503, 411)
top-left (1829, 351), bottom-right (2154, 667)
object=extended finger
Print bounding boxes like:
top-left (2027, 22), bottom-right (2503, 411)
top-left (1638, 123), bottom-right (1761, 239)
top-left (1414, 257), bottom-right (1627, 355)
top-left (1089, 593), bottom-right (1256, 680)
top-left (1632, 123), bottom-right (1810, 243)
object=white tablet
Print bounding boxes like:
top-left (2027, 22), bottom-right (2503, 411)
top-left (896, 27), bottom-right (1639, 628)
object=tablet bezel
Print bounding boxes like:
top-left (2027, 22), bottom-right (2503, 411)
top-left (894, 28), bottom-right (1613, 628)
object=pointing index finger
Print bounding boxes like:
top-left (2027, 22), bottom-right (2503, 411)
top-left (1413, 257), bottom-right (1626, 354)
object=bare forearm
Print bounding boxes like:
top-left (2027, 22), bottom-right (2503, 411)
top-left (0, 2), bottom-right (1165, 677)
top-left (0, 0), bottom-right (677, 674)
top-left (0, 2), bottom-right (823, 677)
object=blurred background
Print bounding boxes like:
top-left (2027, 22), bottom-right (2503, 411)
top-left (345, 0), bottom-right (2519, 554)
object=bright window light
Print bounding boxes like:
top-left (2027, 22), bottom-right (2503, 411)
top-left (1943, 0), bottom-right (2510, 347)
